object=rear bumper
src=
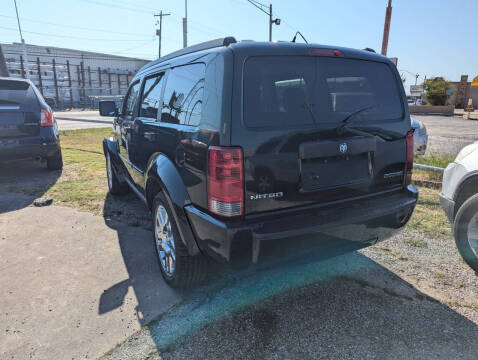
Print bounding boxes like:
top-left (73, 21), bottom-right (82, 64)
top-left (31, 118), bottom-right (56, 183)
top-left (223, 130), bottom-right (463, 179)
top-left (185, 186), bottom-right (419, 263)
top-left (439, 192), bottom-right (455, 222)
top-left (0, 132), bottom-right (60, 161)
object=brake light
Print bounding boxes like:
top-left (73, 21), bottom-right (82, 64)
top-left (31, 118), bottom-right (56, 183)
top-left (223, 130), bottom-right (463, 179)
top-left (309, 48), bottom-right (343, 57)
top-left (404, 131), bottom-right (414, 186)
top-left (208, 146), bottom-right (244, 217)
top-left (40, 109), bottom-right (53, 127)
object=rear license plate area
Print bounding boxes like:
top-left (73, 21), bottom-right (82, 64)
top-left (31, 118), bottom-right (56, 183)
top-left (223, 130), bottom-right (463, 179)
top-left (300, 153), bottom-right (371, 191)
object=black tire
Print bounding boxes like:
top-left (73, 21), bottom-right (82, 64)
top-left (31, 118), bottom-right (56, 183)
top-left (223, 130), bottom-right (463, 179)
top-left (454, 193), bottom-right (478, 272)
top-left (105, 152), bottom-right (129, 195)
top-left (46, 149), bottom-right (63, 170)
top-left (152, 192), bottom-right (207, 288)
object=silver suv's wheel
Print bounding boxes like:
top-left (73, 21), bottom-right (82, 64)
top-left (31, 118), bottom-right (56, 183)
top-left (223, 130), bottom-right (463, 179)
top-left (155, 205), bottom-right (176, 276)
top-left (454, 194), bottom-right (478, 272)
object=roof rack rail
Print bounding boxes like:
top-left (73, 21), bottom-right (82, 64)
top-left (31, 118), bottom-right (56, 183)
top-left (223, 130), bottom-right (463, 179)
top-left (139, 37), bottom-right (237, 73)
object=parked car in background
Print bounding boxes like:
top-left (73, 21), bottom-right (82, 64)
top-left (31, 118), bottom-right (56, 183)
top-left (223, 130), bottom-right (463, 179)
top-left (0, 77), bottom-right (62, 170)
top-left (441, 142), bottom-right (478, 271)
top-left (100, 37), bottom-right (418, 288)
top-left (411, 116), bottom-right (428, 155)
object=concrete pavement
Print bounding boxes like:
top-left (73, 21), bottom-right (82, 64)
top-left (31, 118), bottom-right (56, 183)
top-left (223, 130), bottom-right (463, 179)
top-left (53, 111), bottom-right (113, 130)
top-left (0, 191), bottom-right (181, 359)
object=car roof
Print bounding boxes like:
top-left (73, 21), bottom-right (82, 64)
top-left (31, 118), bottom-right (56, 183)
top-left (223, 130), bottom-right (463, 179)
top-left (0, 76), bottom-right (31, 83)
top-left (136, 37), bottom-right (394, 78)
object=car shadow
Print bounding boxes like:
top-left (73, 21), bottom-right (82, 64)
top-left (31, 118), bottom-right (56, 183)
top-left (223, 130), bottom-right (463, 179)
top-left (99, 192), bottom-right (182, 326)
top-left (0, 159), bottom-right (61, 214)
top-left (98, 199), bottom-right (478, 358)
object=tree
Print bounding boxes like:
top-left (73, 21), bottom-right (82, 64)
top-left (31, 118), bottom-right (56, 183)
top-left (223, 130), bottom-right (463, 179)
top-left (423, 77), bottom-right (451, 105)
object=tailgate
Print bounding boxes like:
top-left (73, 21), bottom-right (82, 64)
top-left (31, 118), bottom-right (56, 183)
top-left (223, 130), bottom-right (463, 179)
top-left (234, 53), bottom-right (410, 215)
top-left (0, 80), bottom-right (40, 138)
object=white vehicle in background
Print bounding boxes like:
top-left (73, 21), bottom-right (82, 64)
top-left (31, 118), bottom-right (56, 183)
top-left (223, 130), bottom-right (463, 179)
top-left (411, 116), bottom-right (428, 155)
top-left (440, 142), bottom-right (478, 271)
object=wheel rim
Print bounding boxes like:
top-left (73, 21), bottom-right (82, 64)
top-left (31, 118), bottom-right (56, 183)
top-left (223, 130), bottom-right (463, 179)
top-left (106, 153), bottom-right (113, 189)
top-left (155, 205), bottom-right (176, 276)
top-left (467, 213), bottom-right (478, 258)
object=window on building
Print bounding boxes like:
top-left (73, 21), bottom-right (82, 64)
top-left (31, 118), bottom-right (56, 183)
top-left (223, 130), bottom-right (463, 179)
top-left (161, 63), bottom-right (205, 126)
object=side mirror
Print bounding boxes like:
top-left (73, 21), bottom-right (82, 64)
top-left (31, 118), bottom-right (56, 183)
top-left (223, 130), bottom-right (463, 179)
top-left (99, 101), bottom-right (118, 117)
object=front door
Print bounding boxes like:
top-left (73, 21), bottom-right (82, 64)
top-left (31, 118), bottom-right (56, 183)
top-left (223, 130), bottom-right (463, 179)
top-left (115, 80), bottom-right (141, 184)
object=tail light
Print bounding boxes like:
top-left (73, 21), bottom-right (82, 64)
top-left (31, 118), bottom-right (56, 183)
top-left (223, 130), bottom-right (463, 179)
top-left (40, 109), bottom-right (53, 127)
top-left (208, 146), bottom-right (244, 217)
top-left (404, 131), bottom-right (414, 186)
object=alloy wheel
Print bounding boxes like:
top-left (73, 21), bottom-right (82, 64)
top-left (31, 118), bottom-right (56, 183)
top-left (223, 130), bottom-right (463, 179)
top-left (155, 205), bottom-right (176, 276)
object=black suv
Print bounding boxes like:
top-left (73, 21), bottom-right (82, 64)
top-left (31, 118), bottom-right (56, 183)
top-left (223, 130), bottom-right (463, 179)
top-left (0, 77), bottom-right (62, 170)
top-left (100, 37), bottom-right (418, 287)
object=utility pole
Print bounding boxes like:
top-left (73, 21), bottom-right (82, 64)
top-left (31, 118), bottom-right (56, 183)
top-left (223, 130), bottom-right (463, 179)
top-left (247, 0), bottom-right (280, 41)
top-left (183, 0), bottom-right (188, 48)
top-left (381, 0), bottom-right (392, 56)
top-left (13, 0), bottom-right (30, 79)
top-left (154, 11), bottom-right (171, 58)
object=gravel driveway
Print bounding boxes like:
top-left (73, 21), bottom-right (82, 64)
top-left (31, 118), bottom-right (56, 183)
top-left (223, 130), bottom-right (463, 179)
top-left (414, 115), bottom-right (478, 156)
top-left (104, 228), bottom-right (478, 360)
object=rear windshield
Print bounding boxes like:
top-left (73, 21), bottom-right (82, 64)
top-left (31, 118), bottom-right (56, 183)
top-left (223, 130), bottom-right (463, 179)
top-left (0, 79), bottom-right (31, 105)
top-left (243, 56), bottom-right (403, 128)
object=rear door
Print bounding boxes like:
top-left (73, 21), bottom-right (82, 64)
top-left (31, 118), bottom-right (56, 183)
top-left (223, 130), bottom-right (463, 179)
top-left (233, 54), bottom-right (409, 215)
top-left (0, 79), bottom-right (40, 139)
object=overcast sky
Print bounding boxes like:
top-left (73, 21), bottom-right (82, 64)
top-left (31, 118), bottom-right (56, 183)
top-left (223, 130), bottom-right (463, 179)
top-left (2, 0), bottom-right (478, 89)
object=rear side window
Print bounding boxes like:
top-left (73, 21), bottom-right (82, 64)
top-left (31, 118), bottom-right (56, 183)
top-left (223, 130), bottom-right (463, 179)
top-left (123, 81), bottom-right (141, 116)
top-left (0, 80), bottom-right (31, 105)
top-left (243, 56), bottom-right (403, 128)
top-left (161, 63), bottom-right (205, 126)
top-left (139, 73), bottom-right (165, 120)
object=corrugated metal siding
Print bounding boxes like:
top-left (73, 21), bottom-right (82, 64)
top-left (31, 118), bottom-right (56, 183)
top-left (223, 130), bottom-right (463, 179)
top-left (2, 43), bottom-right (149, 107)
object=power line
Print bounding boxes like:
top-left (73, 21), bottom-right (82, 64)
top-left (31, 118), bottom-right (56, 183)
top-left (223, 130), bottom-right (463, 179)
top-left (0, 14), bottom-right (152, 37)
top-left (0, 26), bottom-right (151, 42)
top-left (79, 0), bottom-right (155, 14)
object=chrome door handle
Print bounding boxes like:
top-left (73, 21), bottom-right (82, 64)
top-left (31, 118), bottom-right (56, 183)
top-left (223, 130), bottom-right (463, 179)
top-left (143, 132), bottom-right (155, 141)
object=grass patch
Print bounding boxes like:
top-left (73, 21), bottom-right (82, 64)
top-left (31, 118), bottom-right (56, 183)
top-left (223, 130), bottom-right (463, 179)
top-left (404, 237), bottom-right (428, 248)
top-left (414, 153), bottom-right (454, 169)
top-left (375, 246), bottom-right (408, 260)
top-left (8, 128), bottom-right (114, 215)
top-left (412, 153), bottom-right (454, 182)
top-left (407, 185), bottom-right (451, 238)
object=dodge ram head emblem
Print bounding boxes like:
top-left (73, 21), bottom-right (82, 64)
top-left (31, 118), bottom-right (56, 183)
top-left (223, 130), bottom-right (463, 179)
top-left (339, 143), bottom-right (348, 154)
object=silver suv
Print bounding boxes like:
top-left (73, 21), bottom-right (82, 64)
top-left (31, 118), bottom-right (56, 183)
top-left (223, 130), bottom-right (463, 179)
top-left (441, 142), bottom-right (478, 271)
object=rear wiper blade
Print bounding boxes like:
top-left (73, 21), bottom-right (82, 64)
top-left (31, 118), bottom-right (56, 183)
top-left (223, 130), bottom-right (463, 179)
top-left (336, 105), bottom-right (377, 135)
top-left (339, 126), bottom-right (395, 141)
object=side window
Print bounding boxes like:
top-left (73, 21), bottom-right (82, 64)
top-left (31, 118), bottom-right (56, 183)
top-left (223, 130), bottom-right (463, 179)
top-left (139, 73), bottom-right (165, 120)
top-left (161, 63), bottom-right (205, 125)
top-left (123, 81), bottom-right (141, 117)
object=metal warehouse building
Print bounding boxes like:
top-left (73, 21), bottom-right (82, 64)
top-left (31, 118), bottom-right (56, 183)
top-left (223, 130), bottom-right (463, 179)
top-left (2, 42), bottom-right (149, 108)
